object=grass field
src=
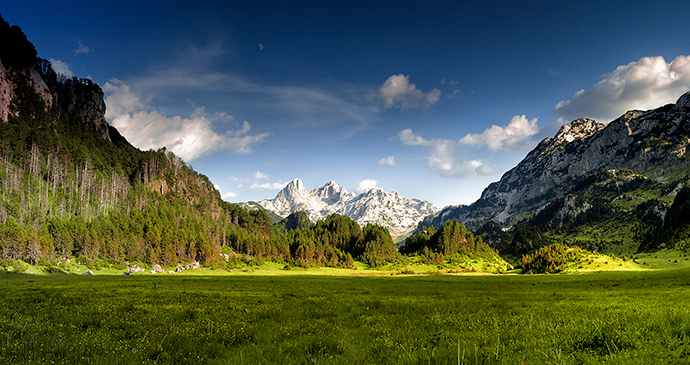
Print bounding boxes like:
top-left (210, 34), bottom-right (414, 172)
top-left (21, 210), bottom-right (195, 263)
top-left (2, 263), bottom-right (690, 364)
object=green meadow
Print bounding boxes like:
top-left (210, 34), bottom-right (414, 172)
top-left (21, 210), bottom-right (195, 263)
top-left (3, 259), bottom-right (690, 365)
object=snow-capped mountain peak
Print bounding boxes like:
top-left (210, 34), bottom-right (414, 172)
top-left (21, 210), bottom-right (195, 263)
top-left (309, 180), bottom-right (355, 204)
top-left (258, 179), bottom-right (440, 238)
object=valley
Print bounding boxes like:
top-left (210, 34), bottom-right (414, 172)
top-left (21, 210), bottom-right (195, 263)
top-left (3, 10), bottom-right (690, 365)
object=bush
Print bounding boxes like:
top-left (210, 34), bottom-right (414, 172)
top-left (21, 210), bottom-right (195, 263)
top-left (521, 243), bottom-right (585, 274)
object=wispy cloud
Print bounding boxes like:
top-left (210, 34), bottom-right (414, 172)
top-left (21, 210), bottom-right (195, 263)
top-left (250, 181), bottom-right (289, 190)
top-left (446, 89), bottom-right (462, 99)
top-left (440, 78), bottom-right (458, 86)
top-left (124, 41), bottom-right (380, 139)
top-left (73, 41), bottom-right (90, 56)
top-left (49, 58), bottom-right (73, 78)
top-left (553, 55), bottom-right (690, 122)
top-left (378, 156), bottom-right (396, 166)
top-left (376, 74), bottom-right (441, 110)
top-left (103, 79), bottom-right (269, 162)
top-left (231, 171), bottom-right (289, 190)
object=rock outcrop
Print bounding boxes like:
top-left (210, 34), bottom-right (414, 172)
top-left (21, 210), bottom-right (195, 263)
top-left (50, 76), bottom-right (111, 141)
top-left (0, 15), bottom-right (111, 141)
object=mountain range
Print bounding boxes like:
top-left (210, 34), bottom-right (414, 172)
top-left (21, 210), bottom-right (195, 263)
top-left (258, 179), bottom-right (439, 238)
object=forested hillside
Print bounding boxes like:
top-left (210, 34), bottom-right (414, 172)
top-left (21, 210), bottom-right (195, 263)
top-left (0, 15), bottom-right (294, 266)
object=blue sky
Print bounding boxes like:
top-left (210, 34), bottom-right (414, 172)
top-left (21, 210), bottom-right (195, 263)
top-left (4, 1), bottom-right (690, 208)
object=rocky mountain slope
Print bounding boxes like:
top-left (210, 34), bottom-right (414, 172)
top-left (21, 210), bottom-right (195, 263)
top-left (422, 92), bottom-right (690, 231)
top-left (259, 179), bottom-right (439, 238)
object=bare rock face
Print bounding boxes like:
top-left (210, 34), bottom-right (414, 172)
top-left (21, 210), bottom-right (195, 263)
top-left (0, 16), bottom-right (112, 142)
top-left (50, 77), bottom-right (111, 142)
top-left (422, 92), bottom-right (690, 230)
top-left (28, 67), bottom-right (53, 109)
top-left (0, 60), bottom-right (12, 122)
top-left (0, 60), bottom-right (53, 122)
top-left (0, 58), bottom-right (112, 142)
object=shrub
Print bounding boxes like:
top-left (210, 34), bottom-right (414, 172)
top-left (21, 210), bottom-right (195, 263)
top-left (521, 243), bottom-right (585, 274)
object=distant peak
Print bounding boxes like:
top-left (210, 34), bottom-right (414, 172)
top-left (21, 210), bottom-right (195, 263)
top-left (290, 178), bottom-right (303, 187)
top-left (280, 178), bottom-right (306, 194)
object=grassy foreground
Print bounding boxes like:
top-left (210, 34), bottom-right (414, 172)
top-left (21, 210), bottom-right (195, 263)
top-left (2, 268), bottom-right (690, 364)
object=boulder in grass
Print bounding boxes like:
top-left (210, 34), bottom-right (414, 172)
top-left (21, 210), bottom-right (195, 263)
top-left (152, 264), bottom-right (164, 273)
top-left (82, 269), bottom-right (94, 276)
top-left (127, 265), bottom-right (145, 274)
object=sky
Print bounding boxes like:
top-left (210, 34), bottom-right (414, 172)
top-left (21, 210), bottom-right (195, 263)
top-left (3, 1), bottom-right (690, 208)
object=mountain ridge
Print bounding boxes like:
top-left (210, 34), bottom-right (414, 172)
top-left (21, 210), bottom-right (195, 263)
top-left (258, 178), bottom-right (439, 238)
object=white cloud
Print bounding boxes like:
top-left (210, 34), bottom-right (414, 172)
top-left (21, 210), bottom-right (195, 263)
top-left (393, 115), bottom-right (538, 178)
top-left (253, 170), bottom-right (269, 180)
top-left (459, 115), bottom-right (539, 151)
top-left (376, 74), bottom-right (441, 110)
top-left (423, 138), bottom-right (496, 178)
top-left (49, 58), bottom-right (73, 78)
top-left (104, 79), bottom-right (269, 162)
top-left (353, 179), bottom-right (378, 194)
top-left (222, 192), bottom-right (238, 199)
top-left (553, 55), bottom-right (690, 121)
top-left (73, 41), bottom-right (90, 56)
top-left (378, 156), bottom-right (396, 166)
top-left (395, 129), bottom-right (432, 146)
top-left (214, 184), bottom-right (237, 200)
top-left (250, 181), bottom-right (288, 190)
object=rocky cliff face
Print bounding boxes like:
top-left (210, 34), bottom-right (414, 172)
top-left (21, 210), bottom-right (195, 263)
top-left (0, 60), bottom-right (54, 122)
top-left (0, 15), bottom-right (111, 141)
top-left (259, 179), bottom-right (440, 238)
top-left (49, 76), bottom-right (111, 141)
top-left (422, 92), bottom-right (690, 230)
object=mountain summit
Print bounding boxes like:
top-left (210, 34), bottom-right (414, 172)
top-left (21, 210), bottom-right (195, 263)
top-left (259, 180), bottom-right (439, 238)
